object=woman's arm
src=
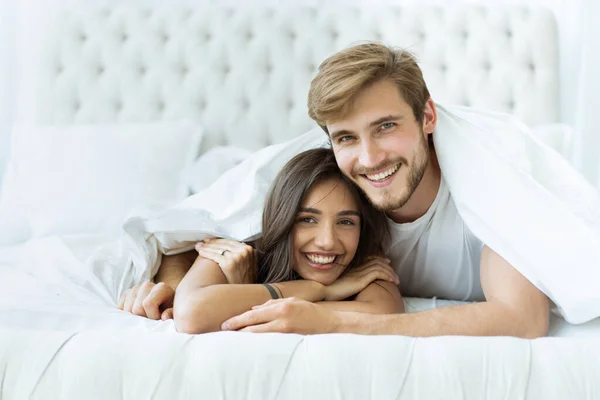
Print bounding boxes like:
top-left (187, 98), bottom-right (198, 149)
top-left (174, 256), bottom-right (327, 334)
top-left (154, 250), bottom-right (197, 290)
top-left (317, 280), bottom-right (404, 314)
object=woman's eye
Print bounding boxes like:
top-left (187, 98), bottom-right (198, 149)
top-left (297, 216), bottom-right (316, 224)
top-left (339, 219), bottom-right (356, 226)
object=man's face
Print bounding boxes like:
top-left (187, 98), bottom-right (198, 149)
top-left (327, 79), bottom-right (432, 212)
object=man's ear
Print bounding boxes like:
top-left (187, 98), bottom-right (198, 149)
top-left (422, 98), bottom-right (437, 135)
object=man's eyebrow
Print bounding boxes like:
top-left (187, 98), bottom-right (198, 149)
top-left (368, 114), bottom-right (404, 128)
top-left (329, 114), bottom-right (404, 140)
top-left (329, 129), bottom-right (352, 141)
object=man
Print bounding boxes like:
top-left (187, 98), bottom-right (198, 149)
top-left (120, 43), bottom-right (550, 337)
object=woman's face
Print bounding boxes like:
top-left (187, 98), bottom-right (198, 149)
top-left (291, 178), bottom-right (361, 285)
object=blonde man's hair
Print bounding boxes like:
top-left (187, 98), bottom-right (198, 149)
top-left (308, 42), bottom-right (431, 132)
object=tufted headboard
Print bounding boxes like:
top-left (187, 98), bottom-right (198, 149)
top-left (20, 5), bottom-right (559, 153)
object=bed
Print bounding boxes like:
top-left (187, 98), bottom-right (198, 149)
top-left (1, 4), bottom-right (599, 399)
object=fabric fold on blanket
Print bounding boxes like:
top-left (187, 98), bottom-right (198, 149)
top-left (120, 128), bottom-right (330, 287)
top-left (121, 104), bottom-right (600, 324)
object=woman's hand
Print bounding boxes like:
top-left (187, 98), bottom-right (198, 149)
top-left (195, 238), bottom-right (257, 284)
top-left (325, 256), bottom-right (400, 301)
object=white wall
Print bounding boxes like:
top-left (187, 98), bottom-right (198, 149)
top-left (574, 0), bottom-right (600, 187)
top-left (0, 0), bottom-right (17, 186)
top-left (0, 0), bottom-right (598, 187)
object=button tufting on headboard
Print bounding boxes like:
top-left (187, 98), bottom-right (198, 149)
top-left (29, 5), bottom-right (559, 154)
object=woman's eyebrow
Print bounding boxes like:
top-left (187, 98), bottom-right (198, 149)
top-left (338, 210), bottom-right (360, 217)
top-left (299, 208), bottom-right (360, 217)
top-left (299, 207), bottom-right (321, 214)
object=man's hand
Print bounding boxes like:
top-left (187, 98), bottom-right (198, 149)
top-left (195, 238), bottom-right (257, 284)
top-left (221, 297), bottom-right (341, 334)
top-left (118, 281), bottom-right (175, 320)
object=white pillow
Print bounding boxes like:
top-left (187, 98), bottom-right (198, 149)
top-left (0, 121), bottom-right (203, 243)
top-left (181, 146), bottom-right (253, 194)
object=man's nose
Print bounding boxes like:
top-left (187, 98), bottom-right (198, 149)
top-left (358, 138), bottom-right (385, 169)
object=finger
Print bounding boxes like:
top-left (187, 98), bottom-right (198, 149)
top-left (132, 283), bottom-right (154, 317)
top-left (373, 263), bottom-right (399, 283)
top-left (196, 248), bottom-right (228, 265)
top-left (197, 241), bottom-right (241, 256)
top-left (143, 282), bottom-right (175, 320)
top-left (365, 269), bottom-right (397, 284)
top-left (204, 238), bottom-right (249, 250)
top-left (221, 306), bottom-right (279, 331)
top-left (355, 258), bottom-right (391, 273)
top-left (370, 265), bottom-right (399, 283)
top-left (239, 321), bottom-right (283, 333)
top-left (161, 308), bottom-right (174, 320)
top-left (382, 264), bottom-right (400, 284)
top-left (122, 286), bottom-right (139, 313)
top-left (364, 262), bottom-right (399, 283)
top-left (117, 291), bottom-right (127, 309)
top-left (252, 298), bottom-right (287, 309)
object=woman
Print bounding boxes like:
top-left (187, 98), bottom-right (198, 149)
top-left (174, 148), bottom-right (404, 334)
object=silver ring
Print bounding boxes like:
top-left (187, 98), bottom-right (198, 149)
top-left (220, 249), bottom-right (227, 256)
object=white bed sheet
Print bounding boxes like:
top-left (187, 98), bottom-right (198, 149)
top-left (1, 235), bottom-right (600, 399)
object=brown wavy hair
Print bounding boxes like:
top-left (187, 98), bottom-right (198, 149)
top-left (256, 147), bottom-right (390, 284)
top-left (308, 42), bottom-right (431, 132)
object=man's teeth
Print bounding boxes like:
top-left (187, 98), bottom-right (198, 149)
top-left (306, 254), bottom-right (336, 264)
top-left (365, 164), bottom-right (400, 181)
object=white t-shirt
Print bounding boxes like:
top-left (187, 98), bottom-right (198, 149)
top-left (387, 177), bottom-right (485, 301)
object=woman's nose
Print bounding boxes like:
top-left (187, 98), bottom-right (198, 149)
top-left (314, 223), bottom-right (336, 249)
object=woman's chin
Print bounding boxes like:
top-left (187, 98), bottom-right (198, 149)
top-left (297, 270), bottom-right (340, 286)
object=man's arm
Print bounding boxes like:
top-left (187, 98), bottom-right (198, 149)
top-left (223, 246), bottom-right (550, 338)
top-left (336, 246), bottom-right (550, 337)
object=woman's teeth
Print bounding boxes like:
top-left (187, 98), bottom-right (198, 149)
top-left (306, 254), bottom-right (336, 264)
top-left (365, 163), bottom-right (400, 181)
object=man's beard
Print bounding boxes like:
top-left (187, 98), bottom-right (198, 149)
top-left (366, 133), bottom-right (429, 212)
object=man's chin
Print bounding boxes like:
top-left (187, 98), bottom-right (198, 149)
top-left (369, 193), bottom-right (409, 213)
top-left (358, 182), bottom-right (399, 209)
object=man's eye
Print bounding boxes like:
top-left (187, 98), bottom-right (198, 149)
top-left (381, 122), bottom-right (395, 130)
top-left (338, 135), bottom-right (354, 143)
